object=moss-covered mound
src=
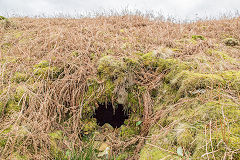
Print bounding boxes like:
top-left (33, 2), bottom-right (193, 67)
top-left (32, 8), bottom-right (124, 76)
top-left (0, 15), bottom-right (240, 159)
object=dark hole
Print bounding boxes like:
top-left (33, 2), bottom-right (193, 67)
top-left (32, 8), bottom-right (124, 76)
top-left (93, 103), bottom-right (129, 128)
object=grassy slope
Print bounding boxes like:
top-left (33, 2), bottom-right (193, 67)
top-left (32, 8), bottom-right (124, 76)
top-left (0, 15), bottom-right (240, 159)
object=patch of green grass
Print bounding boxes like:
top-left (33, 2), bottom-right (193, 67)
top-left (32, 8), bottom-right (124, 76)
top-left (62, 138), bottom-right (98, 160)
top-left (0, 16), bottom-right (7, 20)
top-left (192, 35), bottom-right (205, 40)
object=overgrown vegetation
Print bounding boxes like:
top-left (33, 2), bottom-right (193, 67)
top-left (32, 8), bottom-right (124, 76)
top-left (0, 14), bottom-right (240, 159)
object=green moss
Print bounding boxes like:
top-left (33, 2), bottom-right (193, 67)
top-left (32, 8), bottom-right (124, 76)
top-left (13, 31), bottom-right (23, 39)
top-left (192, 35), bottom-right (205, 40)
top-left (105, 80), bottom-right (115, 97)
top-left (119, 114), bottom-right (141, 140)
top-left (11, 72), bottom-right (29, 83)
top-left (96, 53), bottom-right (192, 110)
top-left (208, 50), bottom-right (238, 63)
top-left (147, 77), bottom-right (240, 157)
top-left (157, 58), bottom-right (191, 82)
top-left (49, 130), bottom-right (65, 158)
top-left (0, 101), bottom-right (4, 116)
top-left (82, 119), bottom-right (97, 135)
top-left (151, 94), bottom-right (240, 159)
top-left (0, 56), bottom-right (18, 65)
top-left (155, 83), bottom-right (177, 107)
top-left (0, 139), bottom-right (7, 147)
top-left (141, 52), bottom-right (158, 67)
top-left (33, 61), bottom-right (63, 79)
top-left (72, 51), bottom-right (79, 57)
top-left (85, 79), bottom-right (115, 109)
top-left (201, 99), bottom-right (240, 122)
top-left (176, 38), bottom-right (197, 45)
top-left (115, 153), bottom-right (128, 160)
top-left (97, 55), bottom-right (126, 78)
top-left (123, 56), bottom-right (140, 69)
top-left (192, 128), bottom-right (240, 159)
top-left (211, 130), bottom-right (240, 153)
top-left (223, 38), bottom-right (239, 46)
top-left (220, 70), bottom-right (240, 90)
top-left (86, 50), bottom-right (239, 159)
top-left (171, 70), bottom-right (225, 98)
top-left (5, 99), bottom-right (21, 114)
top-left (191, 133), bottom-right (206, 158)
top-left (34, 67), bottom-right (55, 78)
top-left (0, 16), bottom-right (7, 20)
top-left (1, 43), bottom-right (12, 53)
top-left (49, 130), bottom-right (63, 140)
top-left (2, 126), bottom-right (12, 134)
top-left (34, 60), bottom-right (50, 68)
top-left (176, 128), bottom-right (194, 148)
top-left (139, 50), bottom-right (176, 69)
top-left (170, 70), bottom-right (240, 99)
top-left (0, 125), bottom-right (29, 156)
top-left (119, 125), bottom-right (138, 140)
top-left (171, 48), bottom-right (181, 52)
top-left (14, 86), bottom-right (26, 101)
top-left (139, 144), bottom-right (178, 160)
top-left (0, 126), bottom-right (12, 148)
top-left (102, 123), bottom-right (114, 132)
top-left (85, 79), bottom-right (100, 102)
top-left (127, 92), bottom-right (139, 112)
top-left (8, 152), bottom-right (28, 160)
top-left (0, 16), bottom-right (10, 29)
top-left (228, 136), bottom-right (240, 151)
top-left (119, 29), bottom-right (124, 33)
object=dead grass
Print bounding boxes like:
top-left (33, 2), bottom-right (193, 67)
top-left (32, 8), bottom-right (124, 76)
top-left (0, 15), bottom-right (240, 159)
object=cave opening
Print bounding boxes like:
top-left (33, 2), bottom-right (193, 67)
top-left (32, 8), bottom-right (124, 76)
top-left (93, 103), bottom-right (129, 128)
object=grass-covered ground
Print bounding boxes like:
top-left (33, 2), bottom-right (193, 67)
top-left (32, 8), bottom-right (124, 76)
top-left (0, 15), bottom-right (240, 159)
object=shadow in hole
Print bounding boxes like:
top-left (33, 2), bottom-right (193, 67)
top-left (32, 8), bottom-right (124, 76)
top-left (93, 103), bottom-right (129, 128)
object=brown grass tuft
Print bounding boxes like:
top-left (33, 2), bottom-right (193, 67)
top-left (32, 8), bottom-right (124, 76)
top-left (0, 15), bottom-right (240, 159)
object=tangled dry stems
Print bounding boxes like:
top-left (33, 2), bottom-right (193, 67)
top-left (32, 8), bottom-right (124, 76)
top-left (0, 15), bottom-right (240, 159)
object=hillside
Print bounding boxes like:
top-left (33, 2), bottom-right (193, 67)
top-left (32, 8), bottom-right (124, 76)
top-left (0, 15), bottom-right (240, 159)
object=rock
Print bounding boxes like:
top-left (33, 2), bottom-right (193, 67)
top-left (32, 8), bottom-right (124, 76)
top-left (98, 146), bottom-right (110, 158)
top-left (102, 123), bottom-right (114, 132)
top-left (98, 143), bottom-right (110, 158)
top-left (98, 142), bottom-right (110, 151)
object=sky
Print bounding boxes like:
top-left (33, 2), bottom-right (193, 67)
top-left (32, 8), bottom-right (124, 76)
top-left (0, 0), bottom-right (239, 20)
